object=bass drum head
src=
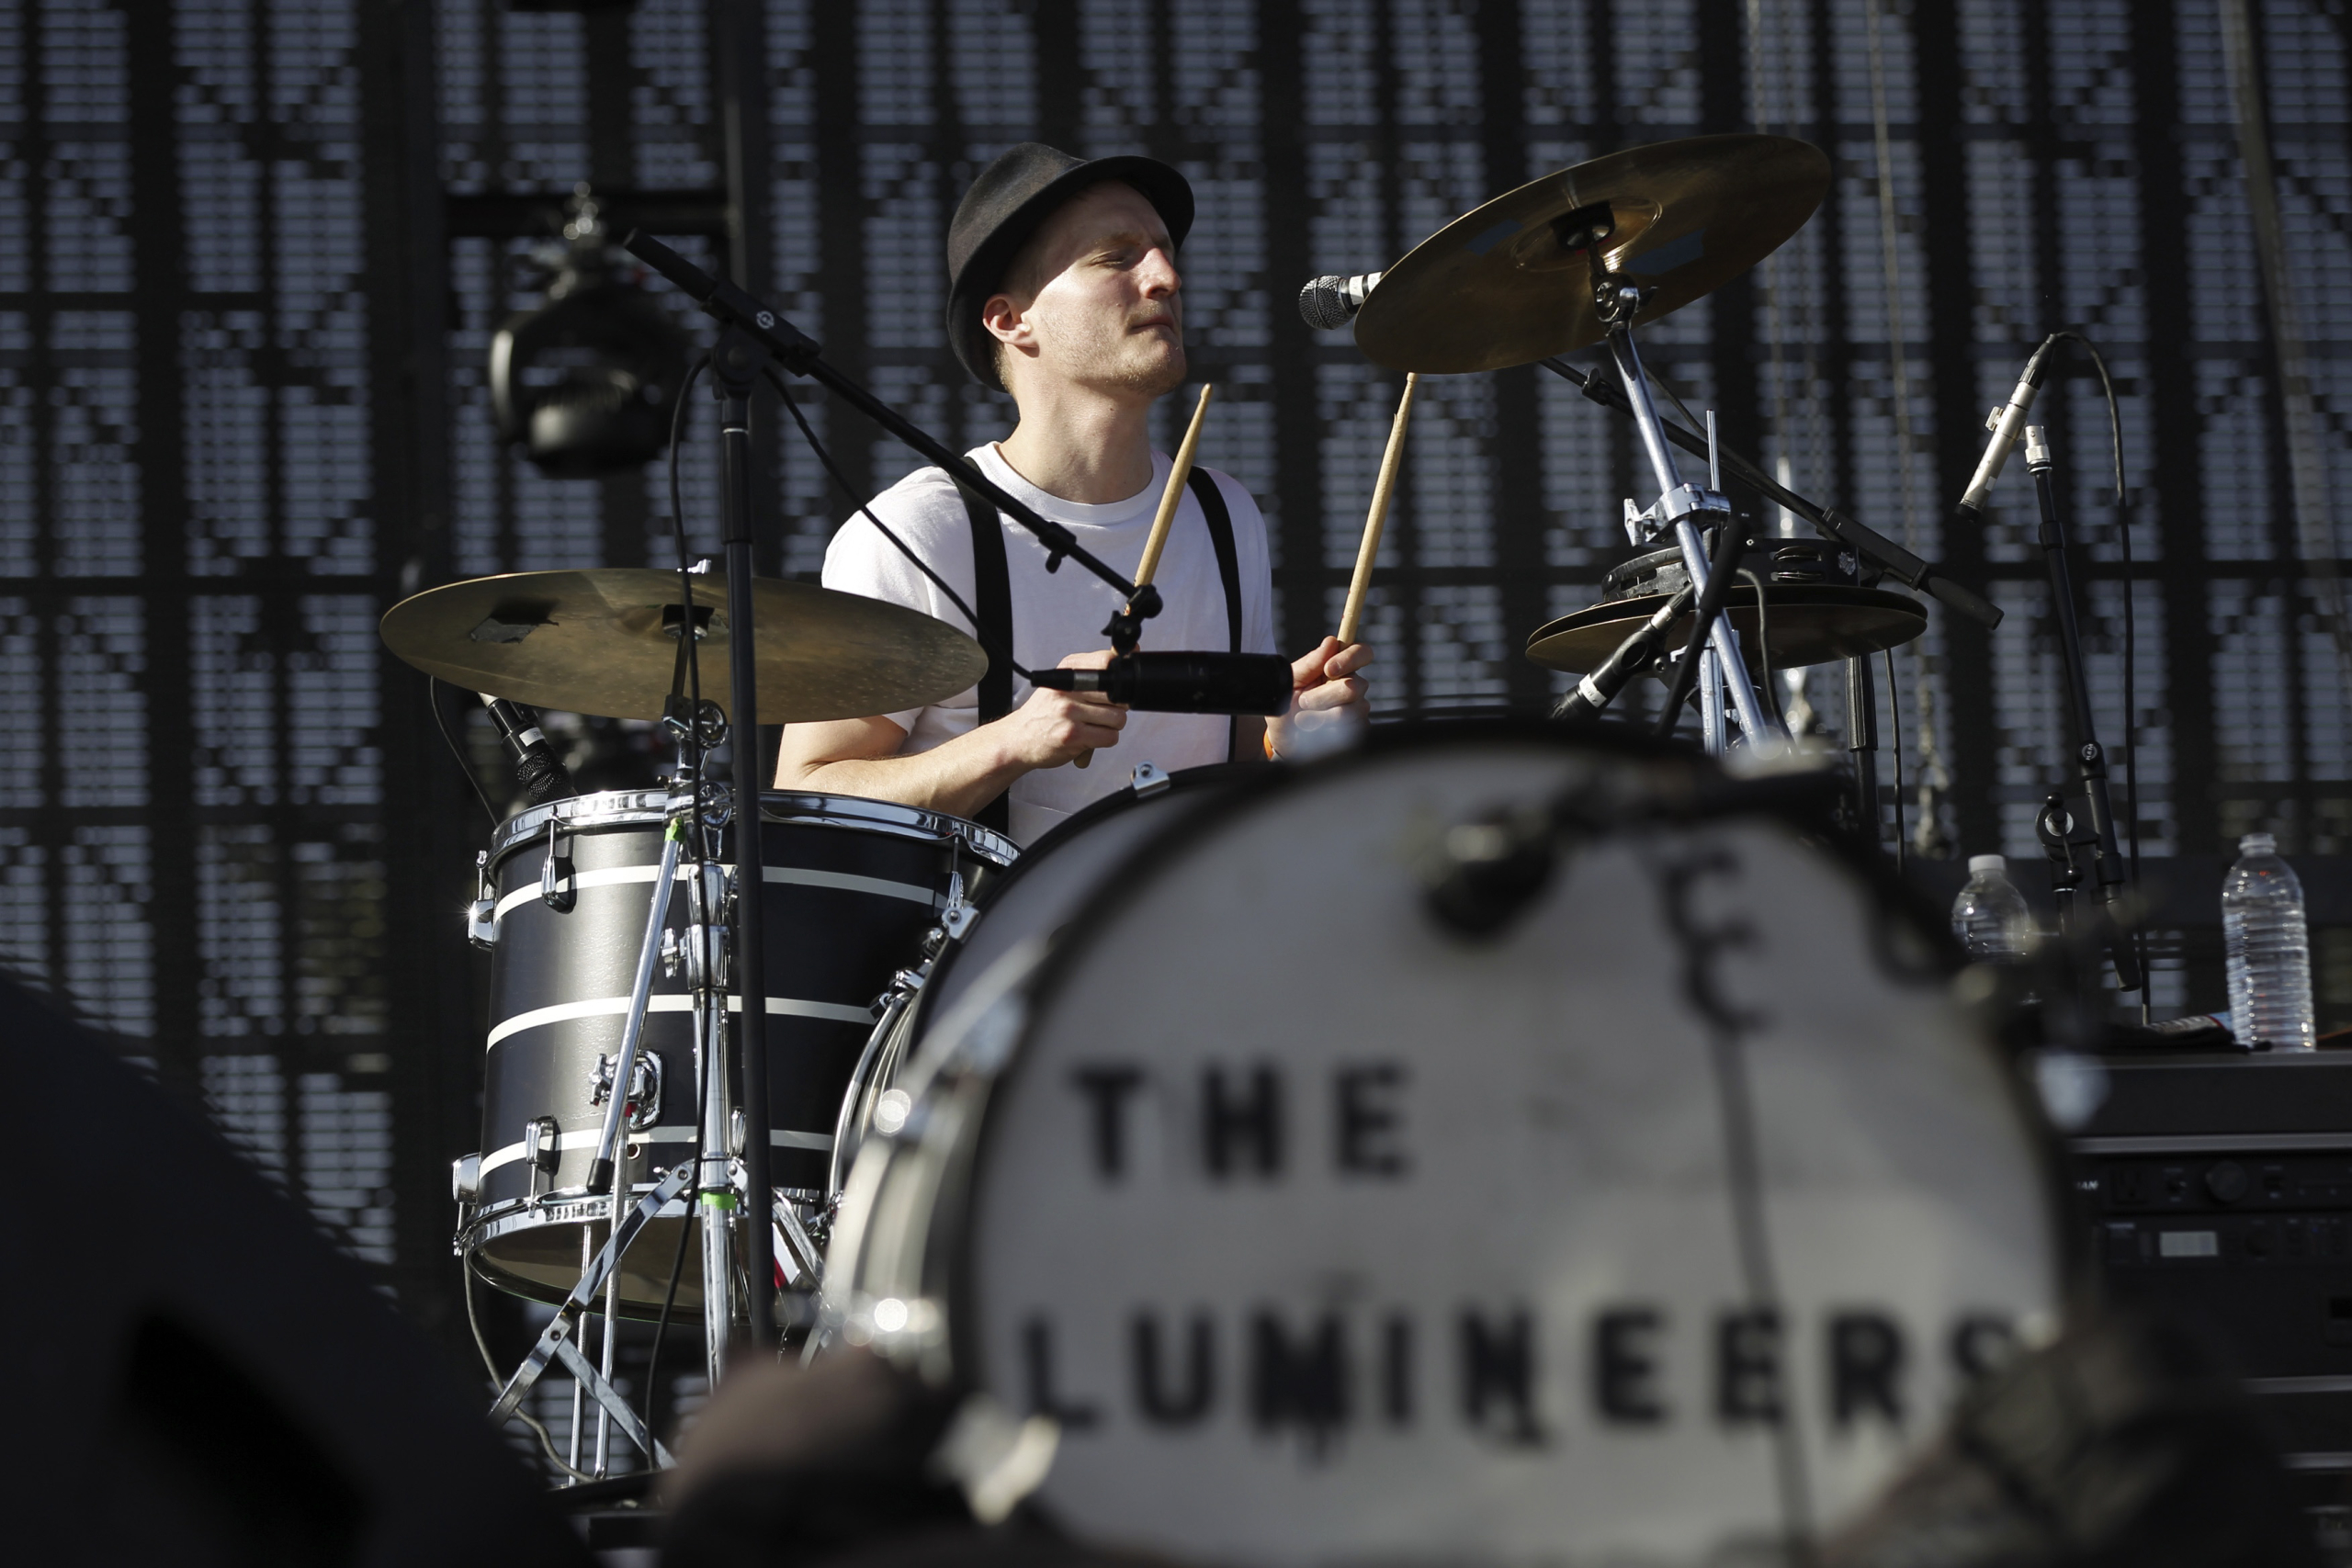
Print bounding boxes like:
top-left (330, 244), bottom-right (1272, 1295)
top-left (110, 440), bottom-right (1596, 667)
top-left (846, 724), bottom-right (2068, 1567)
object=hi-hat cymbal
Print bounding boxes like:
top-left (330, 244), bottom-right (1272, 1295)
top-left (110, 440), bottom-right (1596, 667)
top-left (1526, 585), bottom-right (1926, 675)
top-left (380, 569), bottom-right (988, 722)
top-left (1353, 134), bottom-right (1831, 374)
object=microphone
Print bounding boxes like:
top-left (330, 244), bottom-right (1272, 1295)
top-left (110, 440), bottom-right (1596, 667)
top-left (1954, 335), bottom-right (2058, 523)
top-left (1552, 582), bottom-right (1698, 723)
top-left (480, 694), bottom-right (578, 805)
top-left (1029, 652), bottom-right (1293, 715)
top-left (1298, 271), bottom-right (1384, 331)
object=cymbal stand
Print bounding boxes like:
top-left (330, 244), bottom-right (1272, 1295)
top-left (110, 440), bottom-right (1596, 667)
top-left (1586, 247), bottom-right (1781, 754)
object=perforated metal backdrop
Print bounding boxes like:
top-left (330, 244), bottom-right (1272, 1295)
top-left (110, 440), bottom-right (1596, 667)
top-left (2, 0), bottom-right (2347, 1350)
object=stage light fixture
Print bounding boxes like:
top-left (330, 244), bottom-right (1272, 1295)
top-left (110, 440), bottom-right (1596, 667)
top-left (489, 189), bottom-right (690, 479)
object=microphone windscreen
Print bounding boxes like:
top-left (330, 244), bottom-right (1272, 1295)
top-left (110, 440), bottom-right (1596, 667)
top-left (1298, 276), bottom-right (1359, 332)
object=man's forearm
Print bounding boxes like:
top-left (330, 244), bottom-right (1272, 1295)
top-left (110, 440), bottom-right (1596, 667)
top-left (780, 725), bottom-right (1028, 821)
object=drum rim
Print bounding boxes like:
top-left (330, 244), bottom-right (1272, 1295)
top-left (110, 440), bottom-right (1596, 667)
top-left (835, 717), bottom-right (2085, 1405)
top-left (490, 785), bottom-right (1019, 868)
top-left (908, 761), bottom-right (1251, 1021)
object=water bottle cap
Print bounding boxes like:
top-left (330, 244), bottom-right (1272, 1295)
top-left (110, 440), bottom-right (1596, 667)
top-left (2240, 832), bottom-right (2278, 855)
top-left (1968, 854), bottom-right (2007, 875)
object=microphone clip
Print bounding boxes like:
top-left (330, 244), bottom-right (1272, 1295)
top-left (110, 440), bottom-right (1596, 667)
top-left (1102, 584), bottom-right (1161, 657)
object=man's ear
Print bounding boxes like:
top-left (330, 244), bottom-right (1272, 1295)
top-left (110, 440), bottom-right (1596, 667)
top-left (980, 291), bottom-right (1031, 351)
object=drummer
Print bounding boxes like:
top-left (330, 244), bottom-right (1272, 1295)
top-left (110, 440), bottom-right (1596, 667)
top-left (774, 143), bottom-right (1372, 844)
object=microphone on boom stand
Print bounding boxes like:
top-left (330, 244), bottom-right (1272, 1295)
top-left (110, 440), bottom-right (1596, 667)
top-left (1952, 334), bottom-right (2059, 528)
top-left (481, 694), bottom-right (578, 805)
top-left (1948, 338), bottom-right (2141, 994)
top-left (1029, 651), bottom-right (1294, 715)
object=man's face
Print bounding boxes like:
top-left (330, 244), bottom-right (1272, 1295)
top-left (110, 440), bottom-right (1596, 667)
top-left (986, 181), bottom-right (1185, 401)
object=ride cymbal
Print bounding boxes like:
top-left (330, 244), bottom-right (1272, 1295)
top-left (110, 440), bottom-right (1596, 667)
top-left (1353, 134), bottom-right (1831, 374)
top-left (380, 568), bottom-right (987, 722)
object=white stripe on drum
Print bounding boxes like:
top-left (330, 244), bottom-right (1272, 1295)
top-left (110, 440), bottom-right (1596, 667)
top-left (761, 865), bottom-right (937, 905)
top-left (486, 991), bottom-right (875, 1048)
top-left (494, 863), bottom-right (669, 922)
top-left (492, 862), bottom-right (936, 923)
top-left (479, 1123), bottom-right (695, 1176)
top-left (477, 1122), bottom-right (831, 1177)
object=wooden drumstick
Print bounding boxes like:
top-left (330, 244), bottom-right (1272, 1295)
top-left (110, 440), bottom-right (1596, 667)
top-left (1077, 383), bottom-right (1214, 770)
top-left (1135, 383), bottom-right (1214, 590)
top-left (1338, 373), bottom-right (1417, 647)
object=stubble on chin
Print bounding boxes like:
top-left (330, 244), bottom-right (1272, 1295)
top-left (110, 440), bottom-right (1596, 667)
top-left (1053, 313), bottom-right (1186, 400)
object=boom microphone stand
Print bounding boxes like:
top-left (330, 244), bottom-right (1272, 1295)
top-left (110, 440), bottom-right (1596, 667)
top-left (2024, 424), bottom-right (2143, 994)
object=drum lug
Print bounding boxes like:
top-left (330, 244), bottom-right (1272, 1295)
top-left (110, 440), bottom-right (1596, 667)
top-left (660, 925), bottom-right (682, 978)
top-left (539, 824), bottom-right (575, 912)
top-left (1129, 759), bottom-right (1172, 796)
top-left (524, 1115), bottom-right (562, 1198)
top-left (452, 1151), bottom-right (481, 1203)
top-left (468, 852), bottom-right (499, 949)
top-left (589, 1048), bottom-right (663, 1131)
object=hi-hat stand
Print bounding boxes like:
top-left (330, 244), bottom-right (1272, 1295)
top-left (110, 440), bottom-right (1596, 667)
top-left (1570, 228), bottom-right (1782, 756)
top-left (1538, 341), bottom-right (2006, 819)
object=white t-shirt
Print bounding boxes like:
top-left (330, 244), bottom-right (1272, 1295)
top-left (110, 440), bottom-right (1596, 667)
top-left (822, 443), bottom-right (1275, 845)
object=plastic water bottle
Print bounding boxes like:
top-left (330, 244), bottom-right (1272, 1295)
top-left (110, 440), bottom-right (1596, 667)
top-left (1951, 854), bottom-right (2034, 962)
top-left (2223, 833), bottom-right (2314, 1051)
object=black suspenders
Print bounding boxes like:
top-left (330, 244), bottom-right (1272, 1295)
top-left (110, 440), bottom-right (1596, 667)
top-left (1186, 468), bottom-right (1243, 656)
top-left (953, 467), bottom-right (1244, 830)
top-left (955, 479), bottom-right (1017, 831)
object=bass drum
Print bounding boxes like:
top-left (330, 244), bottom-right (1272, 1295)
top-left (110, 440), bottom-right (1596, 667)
top-left (831, 762), bottom-right (1249, 1199)
top-left (824, 723), bottom-right (2073, 1567)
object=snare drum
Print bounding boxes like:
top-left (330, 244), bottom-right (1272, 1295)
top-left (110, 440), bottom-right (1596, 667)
top-left (825, 725), bottom-right (2070, 1563)
top-left (455, 788), bottom-right (1013, 1313)
top-left (831, 762), bottom-right (1248, 1196)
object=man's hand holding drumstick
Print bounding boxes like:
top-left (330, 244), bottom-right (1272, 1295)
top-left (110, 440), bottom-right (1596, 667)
top-left (1256, 374), bottom-right (1414, 759)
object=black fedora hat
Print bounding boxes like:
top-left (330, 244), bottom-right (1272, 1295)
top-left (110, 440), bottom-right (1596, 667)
top-left (946, 142), bottom-right (1193, 390)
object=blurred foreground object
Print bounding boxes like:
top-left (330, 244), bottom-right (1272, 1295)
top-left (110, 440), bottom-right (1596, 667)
top-left (0, 974), bottom-right (588, 1567)
top-left (1823, 1308), bottom-right (2317, 1568)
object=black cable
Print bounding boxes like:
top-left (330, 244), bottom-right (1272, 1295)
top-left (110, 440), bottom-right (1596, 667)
top-left (1655, 519), bottom-right (1750, 739)
top-left (670, 353), bottom-right (710, 721)
top-left (2049, 331), bottom-right (2148, 1014)
top-left (431, 676), bottom-right (502, 826)
top-left (643, 1177), bottom-right (697, 1444)
top-left (1885, 647), bottom-right (1905, 874)
top-left (763, 367), bottom-right (1038, 683)
top-left (1738, 569), bottom-right (1782, 728)
top-left (465, 1255), bottom-right (594, 1483)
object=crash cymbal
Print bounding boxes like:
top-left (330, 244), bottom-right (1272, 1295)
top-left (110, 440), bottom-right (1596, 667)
top-left (1525, 584), bottom-right (1926, 675)
top-left (1353, 134), bottom-right (1830, 374)
top-left (380, 568), bottom-right (988, 722)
